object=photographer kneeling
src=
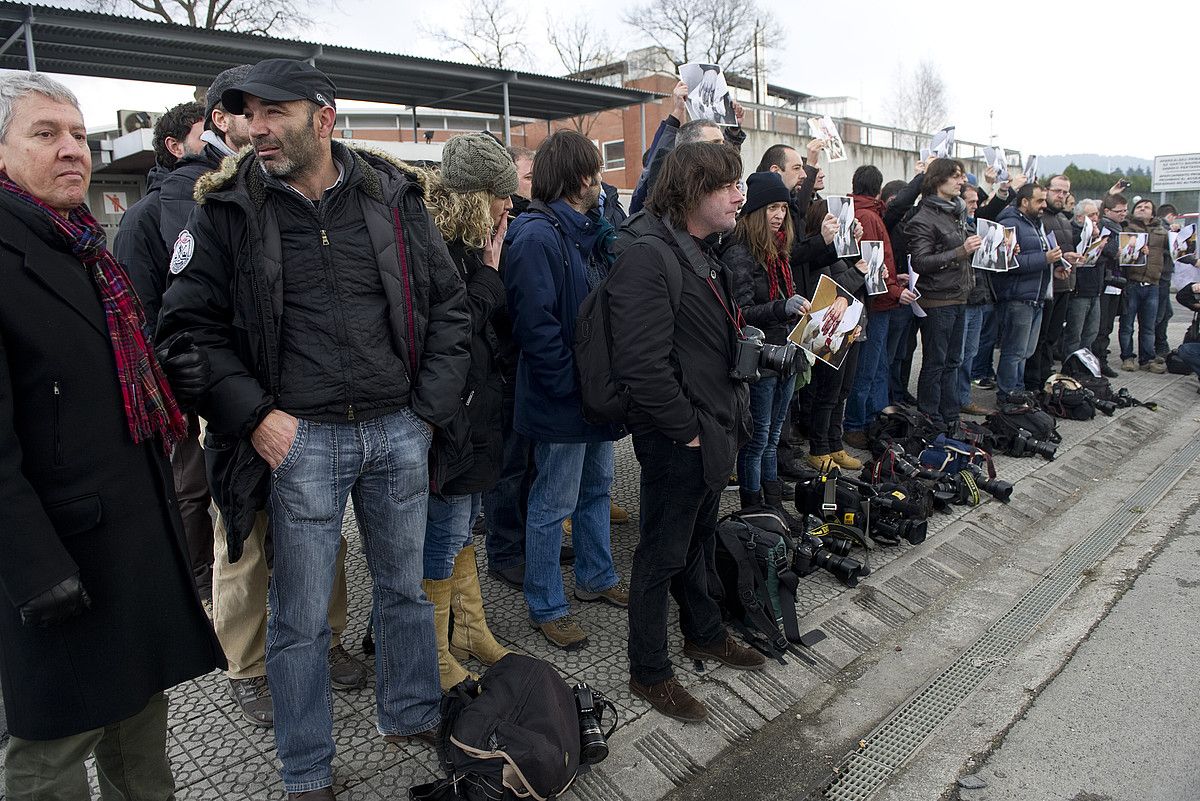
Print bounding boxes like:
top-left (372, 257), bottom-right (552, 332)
top-left (607, 142), bottom-right (767, 723)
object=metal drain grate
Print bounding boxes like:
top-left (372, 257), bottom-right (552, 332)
top-left (808, 435), bottom-right (1200, 801)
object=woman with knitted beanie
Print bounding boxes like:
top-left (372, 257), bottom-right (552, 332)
top-left (421, 132), bottom-right (516, 689)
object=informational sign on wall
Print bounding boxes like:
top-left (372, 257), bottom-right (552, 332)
top-left (1152, 153), bottom-right (1200, 192)
top-left (102, 191), bottom-right (128, 217)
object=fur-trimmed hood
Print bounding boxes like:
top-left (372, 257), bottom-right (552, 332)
top-left (192, 140), bottom-right (435, 207)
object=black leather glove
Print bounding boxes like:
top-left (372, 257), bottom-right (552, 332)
top-left (157, 334), bottom-right (211, 409)
top-left (19, 574), bottom-right (91, 627)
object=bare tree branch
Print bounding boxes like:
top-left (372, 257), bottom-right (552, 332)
top-left (547, 14), bottom-right (617, 76)
top-left (884, 60), bottom-right (948, 134)
top-left (622, 0), bottom-right (778, 75)
top-left (426, 0), bottom-right (529, 69)
top-left (83, 0), bottom-right (314, 34)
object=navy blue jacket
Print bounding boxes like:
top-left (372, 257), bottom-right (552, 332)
top-left (504, 199), bottom-right (620, 443)
top-left (992, 205), bottom-right (1052, 303)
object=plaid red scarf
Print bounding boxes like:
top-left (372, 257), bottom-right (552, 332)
top-left (0, 175), bottom-right (187, 454)
top-left (764, 229), bottom-right (794, 301)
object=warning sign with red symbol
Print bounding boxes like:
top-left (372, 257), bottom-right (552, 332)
top-left (102, 192), bottom-right (127, 216)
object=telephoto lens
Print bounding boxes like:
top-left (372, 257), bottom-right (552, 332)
top-left (966, 466), bottom-right (1013, 503)
top-left (794, 533), bottom-right (868, 587)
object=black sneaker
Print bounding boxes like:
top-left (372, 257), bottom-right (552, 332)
top-left (488, 563), bottom-right (525, 590)
top-left (328, 644), bottom-right (369, 691)
top-left (229, 676), bottom-right (273, 728)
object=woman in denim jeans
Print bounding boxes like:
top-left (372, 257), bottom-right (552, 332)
top-left (720, 172), bottom-right (809, 514)
top-left (420, 134), bottom-right (517, 689)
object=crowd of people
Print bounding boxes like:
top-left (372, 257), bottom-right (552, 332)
top-left (1, 61), bottom-right (1195, 801)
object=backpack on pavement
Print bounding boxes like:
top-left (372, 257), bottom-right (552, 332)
top-left (1042, 375), bottom-right (1096, 421)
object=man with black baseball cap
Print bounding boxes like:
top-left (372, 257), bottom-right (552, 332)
top-left (159, 58), bottom-right (471, 800)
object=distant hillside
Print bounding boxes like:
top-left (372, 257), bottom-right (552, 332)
top-left (1040, 154), bottom-right (1153, 174)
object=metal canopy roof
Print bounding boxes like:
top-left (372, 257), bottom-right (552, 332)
top-left (0, 2), bottom-right (660, 119)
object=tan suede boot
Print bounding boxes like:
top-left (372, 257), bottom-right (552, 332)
top-left (421, 577), bottom-right (473, 691)
top-left (448, 545), bottom-right (511, 666)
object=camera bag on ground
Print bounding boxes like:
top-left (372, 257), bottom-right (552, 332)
top-left (865, 405), bottom-right (939, 456)
top-left (986, 392), bottom-right (1061, 458)
top-left (408, 654), bottom-right (584, 801)
top-left (946, 419), bottom-right (997, 453)
top-left (793, 467), bottom-right (926, 546)
top-left (712, 508), bottom-right (809, 658)
top-left (575, 235), bottom-right (681, 425)
top-left (1166, 349), bottom-right (1194, 375)
top-left (1041, 375), bottom-right (1096, 421)
top-left (1061, 351), bottom-right (1119, 403)
top-left (918, 433), bottom-right (997, 479)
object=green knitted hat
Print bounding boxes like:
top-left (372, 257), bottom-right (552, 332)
top-left (440, 132), bottom-right (519, 197)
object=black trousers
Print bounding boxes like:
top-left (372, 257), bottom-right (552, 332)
top-left (627, 431), bottom-right (726, 686)
top-left (482, 388), bottom-right (534, 571)
top-left (1092, 291), bottom-right (1124, 363)
top-left (172, 413), bottom-right (214, 601)
top-left (809, 342), bottom-right (861, 455)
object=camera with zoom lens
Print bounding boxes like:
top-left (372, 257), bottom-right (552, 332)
top-left (1088, 391), bottom-right (1118, 416)
top-left (793, 531), bottom-right (868, 587)
top-left (870, 515), bottom-right (927, 546)
top-left (963, 465), bottom-right (1013, 503)
top-left (730, 325), bottom-right (801, 382)
top-left (1009, 428), bottom-right (1057, 461)
top-left (573, 683), bottom-right (617, 766)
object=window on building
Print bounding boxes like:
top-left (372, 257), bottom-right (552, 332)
top-left (603, 140), bottom-right (625, 172)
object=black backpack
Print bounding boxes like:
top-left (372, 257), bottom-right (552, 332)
top-left (1061, 352), bottom-right (1118, 403)
top-left (1042, 375), bottom-right (1096, 421)
top-left (410, 655), bottom-right (587, 801)
top-left (865, 405), bottom-right (939, 456)
top-left (712, 508), bottom-right (805, 659)
top-left (574, 235), bottom-right (681, 425)
top-left (986, 393), bottom-right (1060, 457)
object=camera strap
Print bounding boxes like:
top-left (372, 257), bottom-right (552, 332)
top-left (705, 274), bottom-right (745, 337)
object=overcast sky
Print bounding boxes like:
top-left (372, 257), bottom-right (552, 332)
top-left (34, 0), bottom-right (1199, 162)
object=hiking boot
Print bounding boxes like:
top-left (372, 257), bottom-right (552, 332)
top-left (1140, 360), bottom-right (1167, 374)
top-left (574, 581), bottom-right (629, 609)
top-left (328, 644), bottom-right (369, 691)
top-left (806, 453), bottom-right (834, 472)
top-left (610, 502), bottom-right (630, 524)
top-left (229, 676), bottom-right (273, 728)
top-left (843, 430), bottom-right (869, 449)
top-left (972, 377), bottom-right (996, 390)
top-left (829, 450), bottom-right (863, 470)
top-left (960, 402), bottom-right (992, 416)
top-left (629, 676), bottom-right (708, 723)
top-left (1121, 358), bottom-right (1138, 372)
top-left (682, 633), bottom-right (766, 671)
top-left (531, 614), bottom-right (589, 650)
top-left (1100, 363), bottom-right (1119, 378)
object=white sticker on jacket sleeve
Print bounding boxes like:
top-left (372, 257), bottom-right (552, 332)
top-left (169, 229), bottom-right (194, 275)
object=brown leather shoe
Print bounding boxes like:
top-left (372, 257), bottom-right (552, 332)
top-left (843, 430), bottom-right (870, 449)
top-left (383, 725), bottom-right (440, 748)
top-left (530, 614), bottom-right (589, 650)
top-left (682, 633), bottom-right (766, 671)
top-left (960, 402), bottom-right (993, 416)
top-left (288, 788), bottom-right (335, 800)
top-left (629, 676), bottom-right (708, 723)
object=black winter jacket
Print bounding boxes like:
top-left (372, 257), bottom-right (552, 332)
top-left (1042, 208), bottom-right (1078, 293)
top-left (439, 240), bottom-right (506, 495)
top-left (905, 195), bottom-right (971, 307)
top-left (113, 165), bottom-right (170, 331)
top-left (157, 143), bottom-right (226, 251)
top-left (606, 214), bottom-right (750, 491)
top-left (158, 142), bottom-right (470, 558)
top-left (721, 240), bottom-right (794, 349)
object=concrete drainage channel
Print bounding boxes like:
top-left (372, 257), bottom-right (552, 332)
top-left (804, 432), bottom-right (1200, 801)
top-left (584, 372), bottom-right (1197, 801)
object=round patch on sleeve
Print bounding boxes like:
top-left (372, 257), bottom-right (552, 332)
top-left (169, 230), bottom-right (194, 275)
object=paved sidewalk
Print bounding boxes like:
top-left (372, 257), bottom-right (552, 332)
top-left (0, 364), bottom-right (1194, 800)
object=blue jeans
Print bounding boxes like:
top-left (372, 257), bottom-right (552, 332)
top-left (1177, 342), bottom-right (1200, 377)
top-left (916, 304), bottom-right (965, 427)
top-left (846, 307), bottom-right (897, 431)
top-left (972, 304), bottom-right (998, 380)
top-left (1119, 282), bottom-right (1159, 364)
top-left (737, 374), bottom-right (795, 491)
top-left (958, 304), bottom-right (986, 406)
top-left (995, 301), bottom-right (1043, 400)
top-left (524, 441), bottom-right (619, 623)
top-left (424, 493), bottom-right (482, 580)
top-left (266, 409), bottom-right (440, 793)
top-left (1062, 295), bottom-right (1100, 360)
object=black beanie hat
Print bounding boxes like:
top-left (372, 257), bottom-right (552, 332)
top-left (741, 171), bottom-right (791, 217)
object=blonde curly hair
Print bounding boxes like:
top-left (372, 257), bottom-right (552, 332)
top-left (423, 171), bottom-right (497, 252)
